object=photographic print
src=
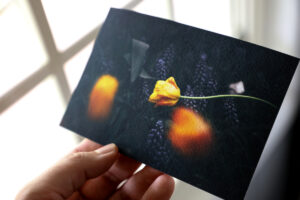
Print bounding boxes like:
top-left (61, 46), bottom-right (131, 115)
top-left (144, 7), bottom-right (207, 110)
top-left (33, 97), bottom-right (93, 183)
top-left (61, 9), bottom-right (299, 199)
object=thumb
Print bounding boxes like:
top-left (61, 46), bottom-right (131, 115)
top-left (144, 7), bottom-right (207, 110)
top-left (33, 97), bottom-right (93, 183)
top-left (17, 143), bottom-right (118, 200)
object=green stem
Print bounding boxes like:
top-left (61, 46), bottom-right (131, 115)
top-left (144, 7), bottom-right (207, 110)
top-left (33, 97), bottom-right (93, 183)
top-left (180, 94), bottom-right (276, 108)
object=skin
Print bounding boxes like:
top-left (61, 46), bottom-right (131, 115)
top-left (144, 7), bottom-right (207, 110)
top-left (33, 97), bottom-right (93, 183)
top-left (16, 139), bottom-right (175, 200)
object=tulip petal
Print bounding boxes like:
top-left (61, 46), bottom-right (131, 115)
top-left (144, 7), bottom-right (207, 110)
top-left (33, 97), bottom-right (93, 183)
top-left (149, 93), bottom-right (160, 102)
top-left (156, 98), bottom-right (178, 106)
top-left (166, 77), bottom-right (179, 89)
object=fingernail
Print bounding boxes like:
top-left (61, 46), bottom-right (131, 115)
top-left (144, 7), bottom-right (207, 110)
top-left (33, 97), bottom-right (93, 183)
top-left (95, 143), bottom-right (117, 154)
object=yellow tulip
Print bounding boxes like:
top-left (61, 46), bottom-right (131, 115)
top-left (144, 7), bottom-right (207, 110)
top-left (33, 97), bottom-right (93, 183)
top-left (148, 77), bottom-right (181, 106)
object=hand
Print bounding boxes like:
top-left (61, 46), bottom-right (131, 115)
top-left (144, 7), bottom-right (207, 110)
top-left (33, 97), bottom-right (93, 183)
top-left (16, 139), bottom-right (175, 200)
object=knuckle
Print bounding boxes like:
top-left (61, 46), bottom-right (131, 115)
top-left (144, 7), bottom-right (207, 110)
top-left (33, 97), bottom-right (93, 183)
top-left (68, 152), bottom-right (87, 163)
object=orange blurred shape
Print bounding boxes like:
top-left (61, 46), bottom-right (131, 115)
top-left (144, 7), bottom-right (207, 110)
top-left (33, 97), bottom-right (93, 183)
top-left (168, 107), bottom-right (212, 155)
top-left (88, 75), bottom-right (119, 119)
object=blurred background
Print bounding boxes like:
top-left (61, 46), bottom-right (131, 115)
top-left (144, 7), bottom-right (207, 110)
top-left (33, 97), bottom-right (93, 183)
top-left (0, 0), bottom-right (299, 199)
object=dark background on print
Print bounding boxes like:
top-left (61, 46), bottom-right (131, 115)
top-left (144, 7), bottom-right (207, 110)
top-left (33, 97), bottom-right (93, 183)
top-left (61, 9), bottom-right (299, 199)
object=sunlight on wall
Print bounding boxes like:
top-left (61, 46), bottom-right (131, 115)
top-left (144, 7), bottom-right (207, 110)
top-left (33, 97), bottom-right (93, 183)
top-left (64, 41), bottom-right (95, 91)
top-left (41, 0), bottom-right (130, 51)
top-left (134, 0), bottom-right (172, 19)
top-left (0, 76), bottom-right (78, 200)
top-left (173, 0), bottom-right (232, 36)
top-left (0, 0), bottom-right (47, 96)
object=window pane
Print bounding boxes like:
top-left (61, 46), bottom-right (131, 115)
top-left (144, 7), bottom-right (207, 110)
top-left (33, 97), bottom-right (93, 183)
top-left (0, 0), bottom-right (48, 96)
